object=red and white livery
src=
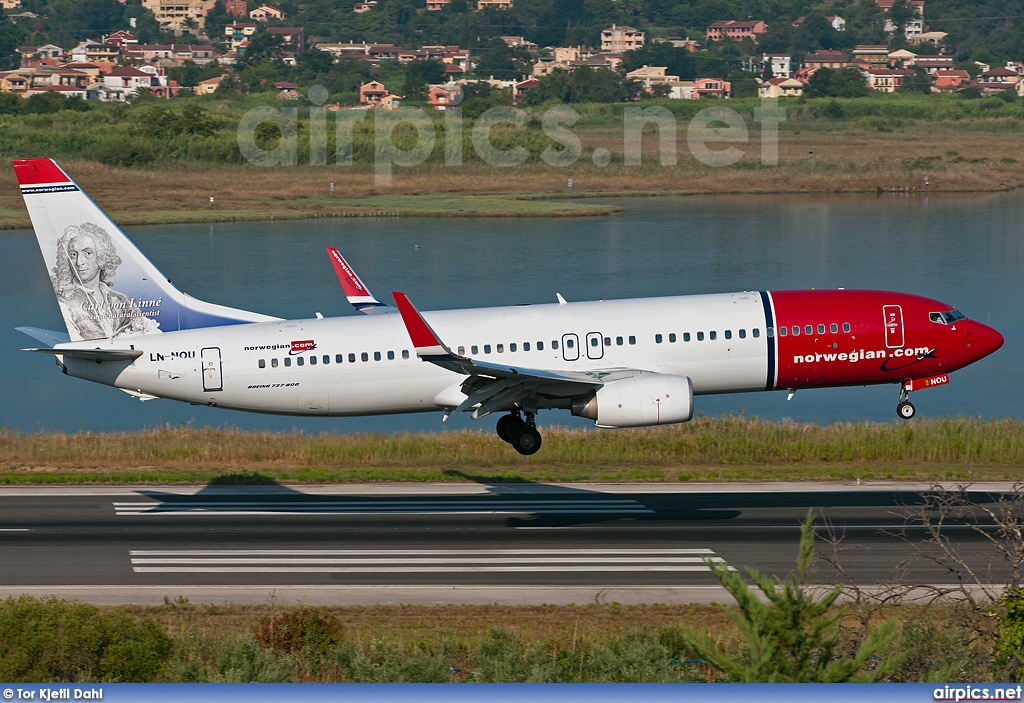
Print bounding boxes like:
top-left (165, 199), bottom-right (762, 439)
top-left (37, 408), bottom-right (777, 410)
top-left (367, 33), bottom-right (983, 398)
top-left (13, 159), bottom-right (1004, 454)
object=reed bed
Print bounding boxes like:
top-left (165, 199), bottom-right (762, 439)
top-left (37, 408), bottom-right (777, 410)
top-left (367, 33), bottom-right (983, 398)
top-left (1, 416), bottom-right (1020, 483)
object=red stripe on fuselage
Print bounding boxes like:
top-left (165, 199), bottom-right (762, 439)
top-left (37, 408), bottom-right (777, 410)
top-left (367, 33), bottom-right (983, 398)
top-left (771, 290), bottom-right (984, 390)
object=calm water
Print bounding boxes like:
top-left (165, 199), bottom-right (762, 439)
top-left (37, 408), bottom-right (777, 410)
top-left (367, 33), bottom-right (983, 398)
top-left (2, 192), bottom-right (1021, 434)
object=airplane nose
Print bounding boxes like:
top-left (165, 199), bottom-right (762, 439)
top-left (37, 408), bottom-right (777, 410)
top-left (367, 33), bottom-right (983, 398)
top-left (970, 322), bottom-right (1004, 360)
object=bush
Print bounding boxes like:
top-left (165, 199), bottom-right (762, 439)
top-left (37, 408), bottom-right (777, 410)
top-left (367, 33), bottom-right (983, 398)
top-left (253, 607), bottom-right (338, 654)
top-left (0, 596), bottom-right (172, 682)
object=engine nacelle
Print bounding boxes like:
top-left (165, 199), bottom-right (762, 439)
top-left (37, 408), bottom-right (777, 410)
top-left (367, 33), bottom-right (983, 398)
top-left (571, 374), bottom-right (694, 428)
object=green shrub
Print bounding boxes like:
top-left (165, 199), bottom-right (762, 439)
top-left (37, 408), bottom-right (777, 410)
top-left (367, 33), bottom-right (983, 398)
top-left (0, 596), bottom-right (172, 682)
top-left (253, 607), bottom-right (338, 654)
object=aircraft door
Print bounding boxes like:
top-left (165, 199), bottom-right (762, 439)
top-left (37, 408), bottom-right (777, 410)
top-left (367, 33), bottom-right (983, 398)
top-left (883, 305), bottom-right (904, 349)
top-left (201, 347), bottom-right (223, 391)
top-left (561, 333), bottom-right (580, 361)
top-left (586, 332), bottom-right (604, 360)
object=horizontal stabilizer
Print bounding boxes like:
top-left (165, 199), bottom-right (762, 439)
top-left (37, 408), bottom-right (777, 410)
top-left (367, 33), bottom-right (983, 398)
top-left (15, 326), bottom-right (71, 347)
top-left (24, 347), bottom-right (143, 361)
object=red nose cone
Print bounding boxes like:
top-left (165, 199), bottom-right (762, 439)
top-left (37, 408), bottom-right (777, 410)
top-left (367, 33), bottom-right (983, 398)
top-left (972, 322), bottom-right (1004, 360)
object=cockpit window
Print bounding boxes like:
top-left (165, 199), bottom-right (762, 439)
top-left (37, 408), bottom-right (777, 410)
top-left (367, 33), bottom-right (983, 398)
top-left (930, 309), bottom-right (967, 325)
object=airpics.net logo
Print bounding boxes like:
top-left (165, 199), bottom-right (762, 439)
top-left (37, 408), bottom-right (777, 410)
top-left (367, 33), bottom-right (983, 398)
top-left (933, 685), bottom-right (1023, 701)
top-left (236, 84), bottom-right (786, 186)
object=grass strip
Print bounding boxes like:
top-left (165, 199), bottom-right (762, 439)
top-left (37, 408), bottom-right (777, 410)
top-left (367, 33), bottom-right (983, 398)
top-left (1, 416), bottom-right (1021, 484)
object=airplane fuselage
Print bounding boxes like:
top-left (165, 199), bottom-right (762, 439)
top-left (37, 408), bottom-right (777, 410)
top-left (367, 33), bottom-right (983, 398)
top-left (58, 289), bottom-right (1002, 418)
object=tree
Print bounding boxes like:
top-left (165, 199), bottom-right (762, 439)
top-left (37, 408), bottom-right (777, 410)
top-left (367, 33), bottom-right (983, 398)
top-left (402, 59), bottom-right (445, 99)
top-left (684, 510), bottom-right (905, 682)
top-left (899, 67), bottom-right (933, 94)
top-left (0, 9), bottom-right (22, 71)
top-left (727, 70), bottom-right (760, 98)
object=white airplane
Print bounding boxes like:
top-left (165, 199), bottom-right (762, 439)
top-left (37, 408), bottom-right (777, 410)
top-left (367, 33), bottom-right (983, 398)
top-left (13, 158), bottom-right (1004, 455)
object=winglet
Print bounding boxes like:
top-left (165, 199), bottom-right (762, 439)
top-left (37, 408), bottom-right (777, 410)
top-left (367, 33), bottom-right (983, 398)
top-left (326, 247), bottom-right (396, 315)
top-left (392, 292), bottom-right (451, 358)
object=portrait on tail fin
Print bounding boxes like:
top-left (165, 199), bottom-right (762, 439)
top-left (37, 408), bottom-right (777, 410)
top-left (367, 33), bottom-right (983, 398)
top-left (51, 222), bottom-right (161, 341)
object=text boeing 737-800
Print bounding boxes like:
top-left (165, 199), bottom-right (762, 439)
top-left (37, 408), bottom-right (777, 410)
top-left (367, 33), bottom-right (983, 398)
top-left (13, 158), bottom-right (1004, 454)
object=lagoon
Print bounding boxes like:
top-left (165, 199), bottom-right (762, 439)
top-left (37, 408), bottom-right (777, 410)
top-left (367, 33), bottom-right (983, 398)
top-left (2, 192), bottom-right (1020, 434)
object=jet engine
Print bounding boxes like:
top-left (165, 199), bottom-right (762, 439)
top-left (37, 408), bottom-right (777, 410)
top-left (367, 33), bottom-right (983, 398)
top-left (571, 374), bottom-right (693, 428)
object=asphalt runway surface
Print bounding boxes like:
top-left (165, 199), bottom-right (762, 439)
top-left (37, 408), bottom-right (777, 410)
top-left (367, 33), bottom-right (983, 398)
top-left (0, 481), bottom-right (1015, 605)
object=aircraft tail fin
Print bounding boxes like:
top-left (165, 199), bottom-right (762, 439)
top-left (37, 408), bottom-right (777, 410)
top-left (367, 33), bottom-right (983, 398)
top-left (12, 158), bottom-right (278, 342)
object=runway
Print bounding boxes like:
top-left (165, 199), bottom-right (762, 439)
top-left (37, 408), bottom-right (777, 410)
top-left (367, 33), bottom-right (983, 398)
top-left (0, 481), bottom-right (1013, 605)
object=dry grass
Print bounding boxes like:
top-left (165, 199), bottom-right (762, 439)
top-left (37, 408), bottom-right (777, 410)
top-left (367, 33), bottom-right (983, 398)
top-left (1, 124), bottom-right (1021, 229)
top-left (1, 417), bottom-right (1020, 483)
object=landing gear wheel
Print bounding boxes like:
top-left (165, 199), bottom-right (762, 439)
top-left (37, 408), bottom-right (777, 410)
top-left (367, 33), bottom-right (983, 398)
top-left (496, 414), bottom-right (524, 443)
top-left (510, 426), bottom-right (542, 455)
top-left (897, 401), bottom-right (916, 419)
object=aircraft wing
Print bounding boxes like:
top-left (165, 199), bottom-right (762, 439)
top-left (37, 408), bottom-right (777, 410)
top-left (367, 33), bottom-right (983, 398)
top-left (327, 248), bottom-right (397, 315)
top-left (392, 291), bottom-right (643, 418)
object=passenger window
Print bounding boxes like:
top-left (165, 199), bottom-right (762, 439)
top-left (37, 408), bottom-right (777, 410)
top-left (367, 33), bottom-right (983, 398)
top-left (566, 338), bottom-right (574, 348)
top-left (739, 329), bottom-right (746, 339)
top-left (805, 325), bottom-right (813, 335)
top-left (361, 352), bottom-right (368, 362)
top-left (348, 353), bottom-right (356, 362)
top-left (374, 351), bottom-right (381, 361)
top-left (843, 322), bottom-right (851, 333)
top-left (779, 326), bottom-right (787, 336)
top-left (323, 355), bottom-right (329, 364)
top-left (604, 337), bottom-right (611, 345)
top-left (402, 350), bottom-right (409, 359)
top-left (591, 338), bottom-right (599, 347)
top-left (524, 342), bottom-right (531, 351)
top-left (755, 329), bottom-right (762, 338)
top-left (683, 332), bottom-right (691, 342)
top-left (697, 331), bottom-right (705, 341)
top-left (817, 324), bottom-right (825, 335)
top-left (537, 341), bottom-right (544, 351)
top-left (336, 354), bottom-right (343, 363)
top-left (471, 345), bottom-right (479, 354)
top-left (669, 333), bottom-right (676, 343)
top-left (725, 330), bottom-right (732, 340)
top-left (552, 341), bottom-right (559, 350)
top-left (628, 336), bottom-right (636, 345)
top-left (258, 359), bottom-right (266, 368)
top-left (271, 358), bottom-right (278, 367)
top-left (709, 331), bottom-right (717, 340)
top-left (309, 356), bottom-right (316, 365)
top-left (792, 326), bottom-right (800, 336)
top-left (297, 357), bottom-right (304, 366)
top-left (387, 351), bottom-right (395, 360)
top-left (830, 323), bottom-right (838, 334)
top-left (458, 346), bottom-right (465, 355)
top-left (510, 343), bottom-right (517, 352)
top-left (655, 334), bottom-right (663, 344)
top-left (497, 344), bottom-right (504, 353)
top-left (484, 345), bottom-right (491, 354)
top-left (616, 336), bottom-right (623, 345)
top-left (284, 357), bottom-right (291, 367)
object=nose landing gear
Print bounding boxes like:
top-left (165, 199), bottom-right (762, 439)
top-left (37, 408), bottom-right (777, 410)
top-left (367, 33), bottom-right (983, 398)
top-left (896, 388), bottom-right (915, 419)
top-left (495, 410), bottom-right (542, 455)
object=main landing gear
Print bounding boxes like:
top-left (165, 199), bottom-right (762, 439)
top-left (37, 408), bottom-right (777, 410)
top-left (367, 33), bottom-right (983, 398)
top-left (896, 388), bottom-right (916, 419)
top-left (496, 410), bottom-right (542, 456)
